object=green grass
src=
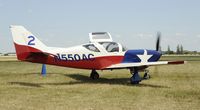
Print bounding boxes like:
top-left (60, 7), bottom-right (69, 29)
top-left (160, 55), bottom-right (200, 61)
top-left (0, 56), bottom-right (17, 61)
top-left (0, 56), bottom-right (200, 110)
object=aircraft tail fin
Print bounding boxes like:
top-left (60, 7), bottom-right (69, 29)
top-left (10, 25), bottom-right (48, 61)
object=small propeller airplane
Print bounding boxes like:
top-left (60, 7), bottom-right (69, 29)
top-left (10, 25), bottom-right (185, 84)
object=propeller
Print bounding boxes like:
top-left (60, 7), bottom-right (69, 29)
top-left (156, 31), bottom-right (161, 51)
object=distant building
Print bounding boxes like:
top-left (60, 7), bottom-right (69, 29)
top-left (4, 52), bottom-right (16, 56)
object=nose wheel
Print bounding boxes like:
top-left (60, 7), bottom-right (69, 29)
top-left (90, 70), bottom-right (99, 80)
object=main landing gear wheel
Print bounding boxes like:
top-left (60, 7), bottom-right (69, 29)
top-left (90, 70), bottom-right (99, 80)
top-left (143, 70), bottom-right (151, 80)
top-left (130, 68), bottom-right (142, 84)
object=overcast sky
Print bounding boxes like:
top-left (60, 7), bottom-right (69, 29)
top-left (0, 0), bottom-right (200, 53)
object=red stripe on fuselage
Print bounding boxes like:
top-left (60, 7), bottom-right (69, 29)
top-left (14, 43), bottom-right (124, 70)
top-left (47, 56), bottom-right (124, 70)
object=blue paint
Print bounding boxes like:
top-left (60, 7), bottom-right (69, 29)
top-left (123, 49), bottom-right (161, 63)
top-left (27, 36), bottom-right (35, 45)
top-left (55, 53), bottom-right (95, 61)
top-left (74, 54), bottom-right (81, 61)
top-left (122, 50), bottom-right (144, 63)
top-left (61, 54), bottom-right (67, 60)
top-left (41, 64), bottom-right (46, 76)
top-left (67, 54), bottom-right (74, 60)
top-left (130, 69), bottom-right (142, 84)
top-left (88, 54), bottom-right (95, 61)
top-left (147, 50), bottom-right (161, 62)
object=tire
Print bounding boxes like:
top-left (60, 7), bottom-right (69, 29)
top-left (143, 73), bottom-right (150, 80)
top-left (130, 80), bottom-right (140, 84)
top-left (90, 72), bottom-right (99, 80)
top-left (130, 77), bottom-right (140, 84)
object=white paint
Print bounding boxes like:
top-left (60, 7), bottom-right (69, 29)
top-left (137, 50), bottom-right (152, 63)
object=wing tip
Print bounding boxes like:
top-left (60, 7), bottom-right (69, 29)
top-left (168, 61), bottom-right (186, 64)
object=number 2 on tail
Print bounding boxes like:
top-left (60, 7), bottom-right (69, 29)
top-left (28, 36), bottom-right (35, 45)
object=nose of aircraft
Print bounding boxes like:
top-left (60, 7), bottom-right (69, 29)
top-left (147, 50), bottom-right (162, 62)
top-left (122, 49), bottom-right (162, 63)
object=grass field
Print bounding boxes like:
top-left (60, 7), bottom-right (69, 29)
top-left (0, 56), bottom-right (200, 110)
top-left (0, 56), bottom-right (17, 61)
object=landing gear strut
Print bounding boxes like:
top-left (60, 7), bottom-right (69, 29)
top-left (90, 70), bottom-right (99, 80)
top-left (130, 68), bottom-right (142, 84)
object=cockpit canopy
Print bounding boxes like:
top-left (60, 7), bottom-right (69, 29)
top-left (89, 32), bottom-right (113, 43)
top-left (83, 32), bottom-right (127, 53)
top-left (99, 42), bottom-right (119, 52)
top-left (83, 44), bottom-right (100, 52)
top-left (83, 42), bottom-right (127, 53)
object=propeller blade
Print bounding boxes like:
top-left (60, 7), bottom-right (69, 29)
top-left (156, 32), bottom-right (161, 51)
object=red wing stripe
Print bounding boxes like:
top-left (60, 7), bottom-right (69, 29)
top-left (168, 61), bottom-right (185, 64)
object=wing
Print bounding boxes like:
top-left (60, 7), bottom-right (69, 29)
top-left (106, 61), bottom-right (185, 69)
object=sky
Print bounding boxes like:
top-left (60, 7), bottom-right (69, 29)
top-left (0, 0), bottom-right (200, 53)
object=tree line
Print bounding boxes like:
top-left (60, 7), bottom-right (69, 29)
top-left (164, 45), bottom-right (199, 55)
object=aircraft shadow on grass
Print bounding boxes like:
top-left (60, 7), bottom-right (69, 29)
top-left (8, 73), bottom-right (169, 89)
top-left (9, 82), bottom-right (42, 88)
top-left (64, 74), bottom-right (170, 88)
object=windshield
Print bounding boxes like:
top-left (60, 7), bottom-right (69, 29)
top-left (83, 44), bottom-right (100, 52)
top-left (122, 46), bottom-right (127, 52)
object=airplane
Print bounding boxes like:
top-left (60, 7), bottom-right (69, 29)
top-left (10, 25), bottom-right (185, 84)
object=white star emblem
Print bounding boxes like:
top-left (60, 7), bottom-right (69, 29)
top-left (137, 50), bottom-right (152, 63)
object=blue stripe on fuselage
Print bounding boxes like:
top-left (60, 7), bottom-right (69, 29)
top-left (147, 50), bottom-right (161, 62)
top-left (122, 49), bottom-right (143, 63)
top-left (122, 49), bottom-right (161, 63)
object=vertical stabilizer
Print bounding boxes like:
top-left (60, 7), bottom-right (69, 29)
top-left (10, 25), bottom-right (47, 60)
